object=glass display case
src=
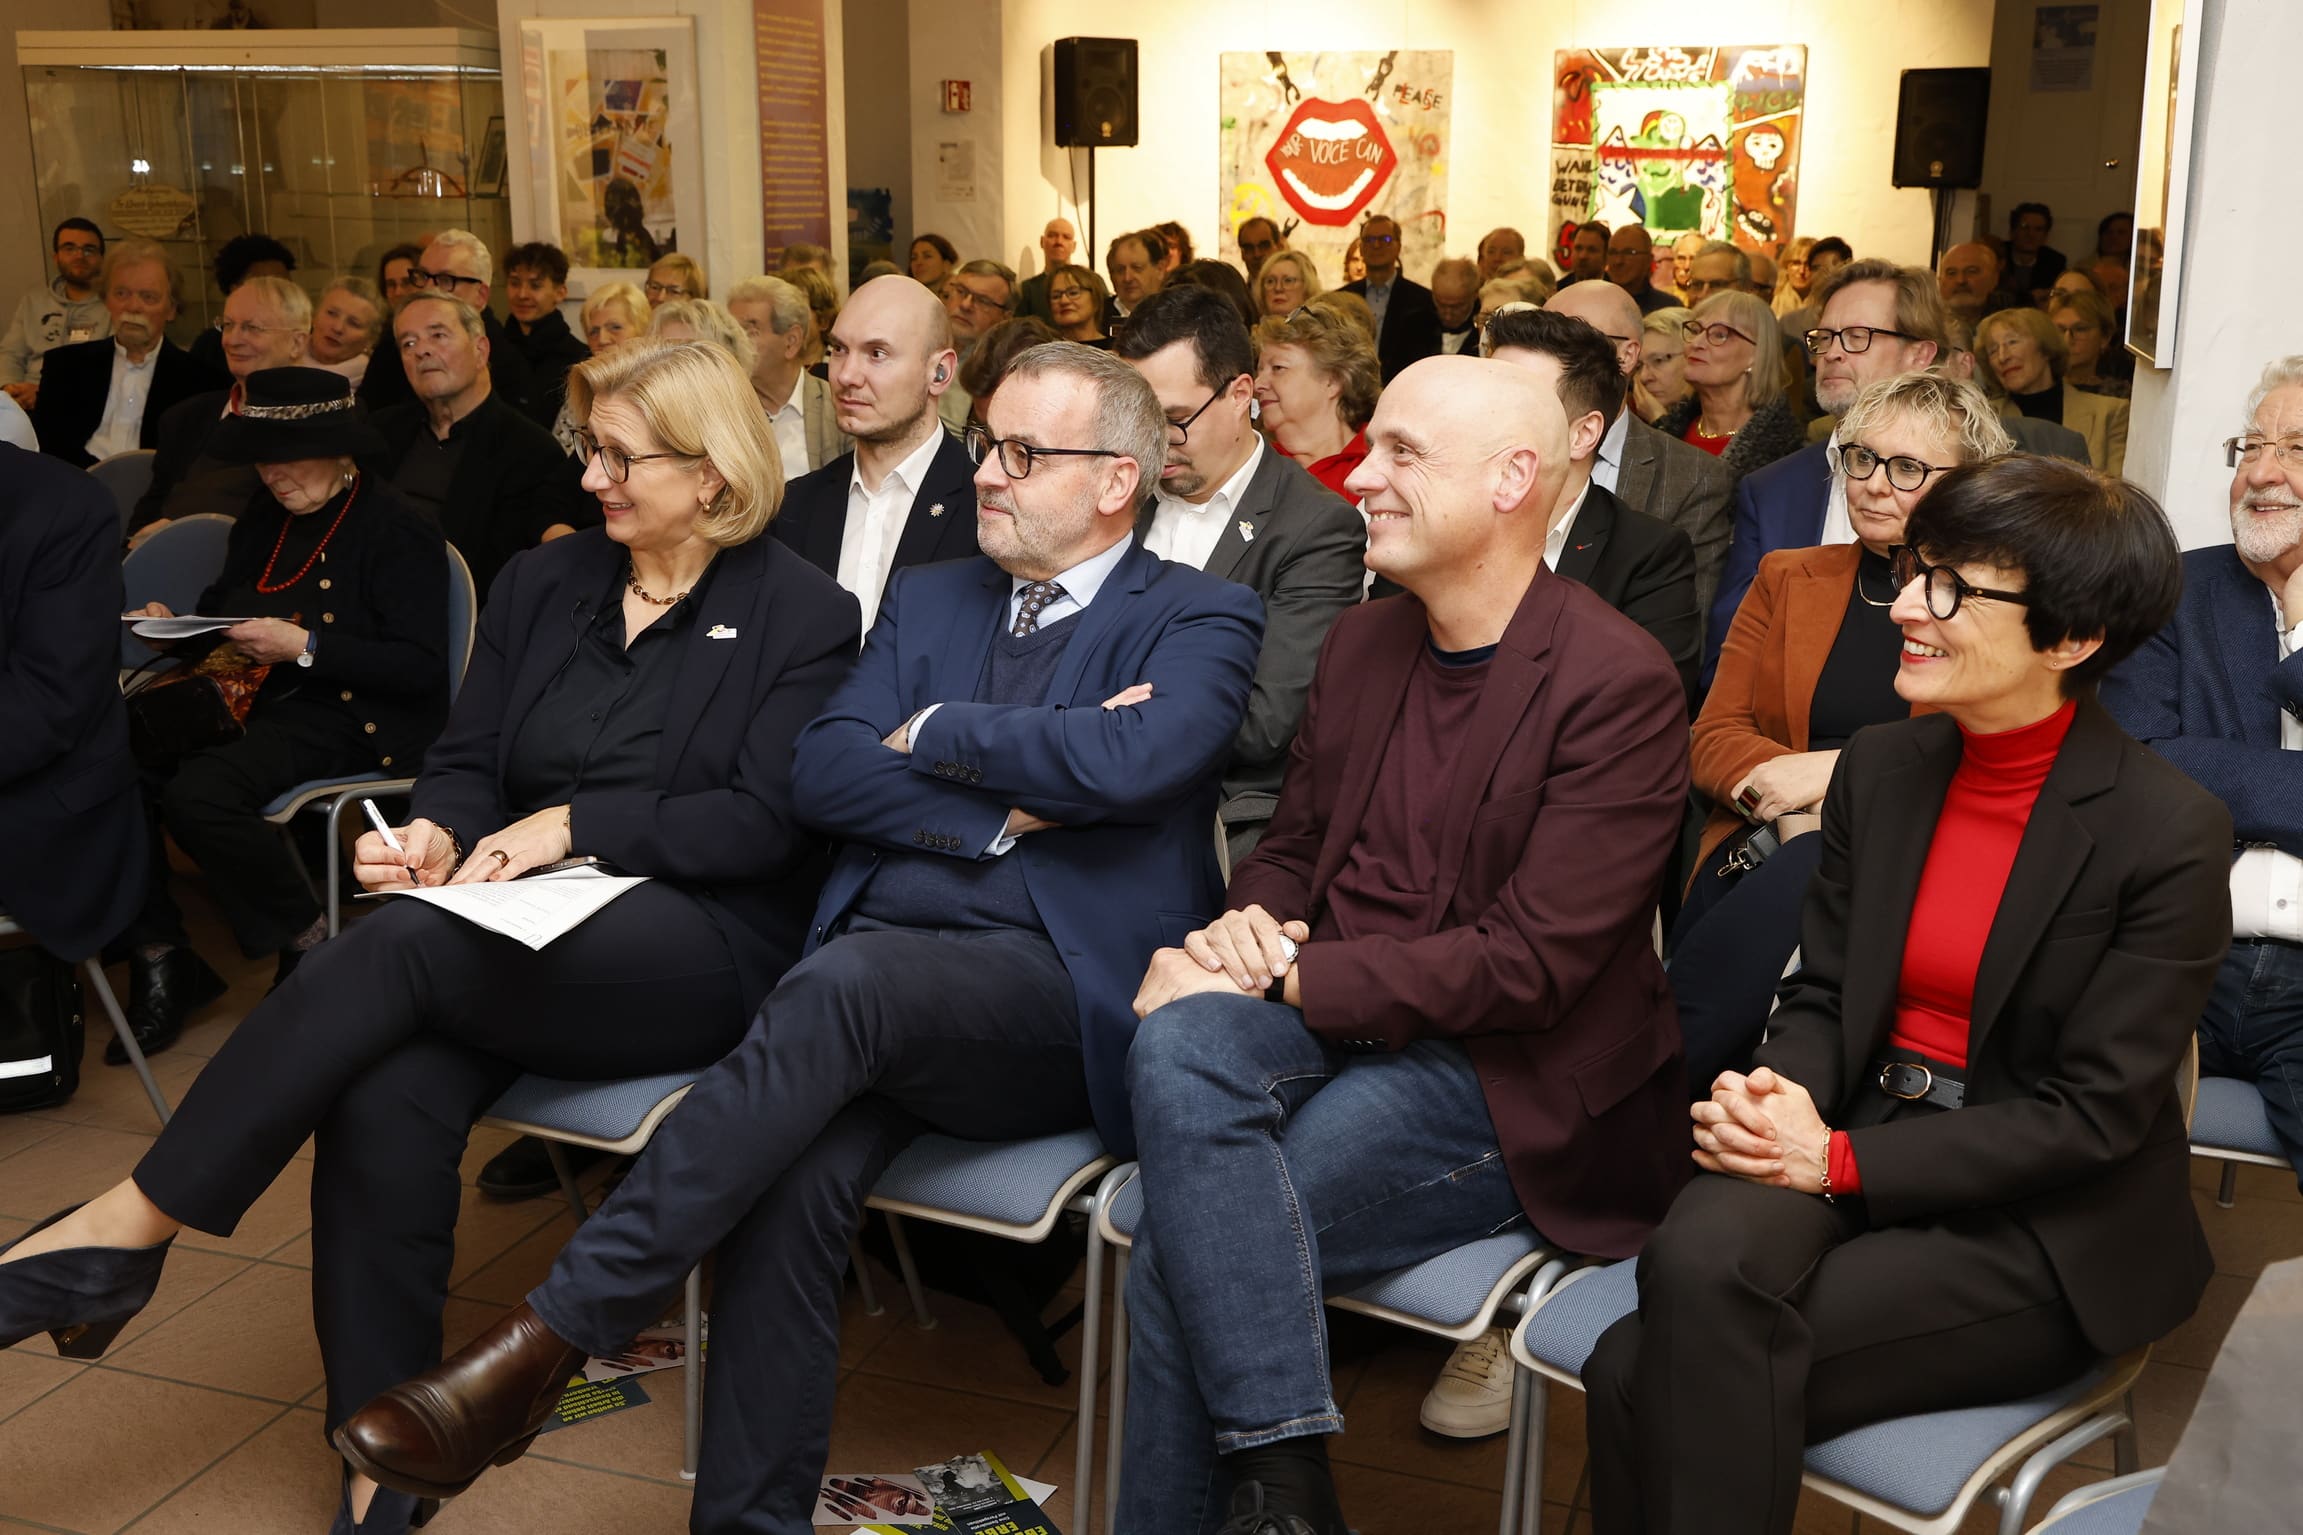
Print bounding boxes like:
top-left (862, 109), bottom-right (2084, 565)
top-left (18, 29), bottom-right (512, 345)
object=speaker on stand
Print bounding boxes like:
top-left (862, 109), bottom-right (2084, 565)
top-left (1891, 67), bottom-right (1991, 268)
top-left (1052, 37), bottom-right (1138, 283)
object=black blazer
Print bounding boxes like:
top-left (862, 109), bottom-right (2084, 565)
top-left (504, 310), bottom-right (593, 419)
top-left (770, 431), bottom-right (980, 590)
top-left (1555, 483), bottom-right (1701, 709)
top-left (0, 446), bottom-right (145, 961)
top-left (132, 389), bottom-right (259, 531)
top-left (1756, 700), bottom-right (2229, 1355)
top-left (30, 336), bottom-right (227, 469)
top-left (1342, 274), bottom-right (1443, 384)
top-left (413, 531), bottom-right (862, 1006)
top-left (372, 392), bottom-right (596, 601)
top-left (195, 479), bottom-right (453, 775)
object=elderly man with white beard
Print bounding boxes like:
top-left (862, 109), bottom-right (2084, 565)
top-left (2102, 353), bottom-right (2303, 1193)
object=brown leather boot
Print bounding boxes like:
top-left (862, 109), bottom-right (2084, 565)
top-left (332, 1303), bottom-right (586, 1499)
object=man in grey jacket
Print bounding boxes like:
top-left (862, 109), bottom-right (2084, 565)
top-left (0, 220), bottom-right (110, 405)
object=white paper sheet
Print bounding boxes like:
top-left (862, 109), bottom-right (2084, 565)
top-left (363, 865), bottom-right (651, 950)
top-left (122, 615), bottom-right (257, 639)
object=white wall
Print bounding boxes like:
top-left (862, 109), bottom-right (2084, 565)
top-left (905, 0), bottom-right (1003, 270)
top-left (995, 0), bottom-right (1994, 280)
top-left (1976, 0), bottom-right (2148, 259)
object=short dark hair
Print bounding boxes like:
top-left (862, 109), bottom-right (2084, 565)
top-left (53, 218), bottom-right (102, 252)
top-left (1575, 221), bottom-right (1611, 243)
top-left (1901, 454), bottom-right (2181, 697)
top-left (215, 233), bottom-right (296, 292)
top-left (1810, 235), bottom-right (1853, 265)
top-left (1153, 221), bottom-right (1195, 266)
top-left (504, 241), bottom-right (571, 285)
top-left (2097, 210), bottom-right (2132, 240)
top-left (2009, 201), bottom-right (2054, 231)
top-left (377, 242), bottom-right (425, 287)
top-left (1110, 229), bottom-right (1166, 269)
top-left (911, 232), bottom-right (958, 265)
top-left (1481, 308), bottom-right (1626, 425)
top-left (1238, 216), bottom-right (1281, 244)
top-left (1161, 260), bottom-right (1257, 329)
top-left (1110, 283), bottom-right (1254, 392)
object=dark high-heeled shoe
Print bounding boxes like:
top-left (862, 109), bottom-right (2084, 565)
top-left (0, 1206), bottom-right (172, 1359)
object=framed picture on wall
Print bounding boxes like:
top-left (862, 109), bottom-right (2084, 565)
top-left (515, 17), bottom-right (707, 299)
top-left (2127, 0), bottom-right (2205, 366)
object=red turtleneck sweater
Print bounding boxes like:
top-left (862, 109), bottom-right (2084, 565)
top-left (1826, 699), bottom-right (2076, 1195)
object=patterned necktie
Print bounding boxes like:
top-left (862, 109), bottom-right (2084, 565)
top-left (1013, 580), bottom-right (1067, 637)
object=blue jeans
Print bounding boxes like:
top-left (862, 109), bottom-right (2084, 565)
top-left (1117, 993), bottom-right (1528, 1535)
top-left (2198, 939), bottom-right (2303, 1191)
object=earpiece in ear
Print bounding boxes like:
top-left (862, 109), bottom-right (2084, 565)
top-left (933, 366), bottom-right (949, 383)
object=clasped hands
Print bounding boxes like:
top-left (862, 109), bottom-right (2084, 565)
top-left (128, 601), bottom-right (308, 666)
top-left (1133, 904), bottom-right (1309, 1019)
top-left (1730, 749), bottom-right (1838, 825)
top-left (1691, 1067), bottom-right (1832, 1196)
top-left (879, 682), bottom-right (1157, 842)
top-left (351, 807), bottom-right (572, 890)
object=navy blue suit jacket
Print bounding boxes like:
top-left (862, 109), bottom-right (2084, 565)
top-left (2101, 544), bottom-right (2303, 855)
top-left (1702, 439), bottom-right (1833, 688)
top-left (790, 541), bottom-right (1265, 1154)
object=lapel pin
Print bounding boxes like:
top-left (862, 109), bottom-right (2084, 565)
top-left (929, 502), bottom-right (946, 518)
top-left (707, 624), bottom-right (739, 640)
top-left (1237, 519), bottom-right (1256, 544)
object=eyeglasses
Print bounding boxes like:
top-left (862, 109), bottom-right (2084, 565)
top-left (1890, 546), bottom-right (2032, 621)
top-left (1360, 232), bottom-right (1399, 247)
top-left (1047, 285), bottom-right (1088, 302)
top-left (409, 269), bottom-right (484, 295)
top-left (574, 430), bottom-right (687, 483)
top-left (965, 424), bottom-right (1123, 479)
top-left (1837, 442), bottom-right (1954, 493)
top-left (1165, 385), bottom-right (1238, 446)
top-left (1682, 319), bottom-right (1754, 346)
top-left (2224, 436), bottom-right (2303, 471)
top-left (948, 285), bottom-right (1013, 315)
top-left (643, 280), bottom-right (691, 300)
top-left (1804, 325), bottom-right (1914, 359)
top-left (56, 241), bottom-right (103, 257)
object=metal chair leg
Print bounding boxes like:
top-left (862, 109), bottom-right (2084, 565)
top-left (1521, 1375), bottom-right (1550, 1535)
top-left (682, 1264), bottom-right (703, 1480)
top-left (1073, 1212), bottom-right (1105, 1535)
top-left (1103, 1249), bottom-right (1130, 1535)
top-left (851, 1241), bottom-right (882, 1316)
top-left (82, 958), bottom-right (169, 1126)
top-left (2115, 1390), bottom-right (2140, 1474)
top-left (1496, 1364), bottom-right (1530, 1535)
top-left (546, 1142), bottom-right (590, 1224)
top-left (2217, 1161), bottom-right (2240, 1208)
top-left (885, 1214), bottom-right (935, 1329)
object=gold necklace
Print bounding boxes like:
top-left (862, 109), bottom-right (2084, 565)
top-left (1854, 559), bottom-right (1895, 607)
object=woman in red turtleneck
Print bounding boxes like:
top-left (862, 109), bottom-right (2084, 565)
top-left (1582, 456), bottom-right (2235, 1535)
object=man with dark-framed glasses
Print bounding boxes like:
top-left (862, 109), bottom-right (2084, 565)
top-left (1113, 284), bottom-right (1367, 861)
top-left (937, 258), bottom-right (1018, 433)
top-left (2103, 354), bottom-right (2303, 1194)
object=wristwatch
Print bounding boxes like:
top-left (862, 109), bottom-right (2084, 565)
top-left (296, 628), bottom-right (317, 669)
top-left (1264, 933), bottom-right (1299, 1004)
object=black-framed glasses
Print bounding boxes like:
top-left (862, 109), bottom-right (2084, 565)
top-left (1804, 325), bottom-right (1914, 359)
top-left (574, 430), bottom-right (687, 484)
top-left (409, 269), bottom-right (485, 295)
top-left (965, 424), bottom-right (1124, 479)
top-left (1890, 546), bottom-right (2032, 620)
top-left (1837, 442), bottom-right (1955, 493)
top-left (948, 285), bottom-right (1013, 315)
top-left (1682, 319), bottom-right (1754, 346)
top-left (643, 280), bottom-right (692, 300)
top-left (1047, 285), bottom-right (1089, 303)
top-left (1166, 384), bottom-right (1240, 446)
top-left (2225, 436), bottom-right (2303, 471)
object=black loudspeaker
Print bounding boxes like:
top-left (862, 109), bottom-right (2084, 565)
top-left (1054, 37), bottom-right (1138, 148)
top-left (1892, 68), bottom-right (1991, 188)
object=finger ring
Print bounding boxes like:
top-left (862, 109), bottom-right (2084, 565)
top-left (489, 849), bottom-right (510, 868)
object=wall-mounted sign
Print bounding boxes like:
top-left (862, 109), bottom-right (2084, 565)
top-left (109, 184), bottom-right (196, 239)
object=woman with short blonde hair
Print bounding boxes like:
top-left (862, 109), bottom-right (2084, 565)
top-left (646, 252), bottom-right (708, 302)
top-left (1659, 290), bottom-right (1806, 481)
top-left (1253, 249), bottom-right (1323, 318)
top-left (648, 296), bottom-right (758, 378)
top-left (581, 282), bottom-right (651, 354)
top-left (1977, 304), bottom-right (2128, 475)
top-left (568, 337), bottom-right (786, 548)
top-left (1251, 302), bottom-right (1381, 497)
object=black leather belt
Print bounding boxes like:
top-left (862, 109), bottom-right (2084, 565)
top-left (1871, 1056), bottom-right (1966, 1110)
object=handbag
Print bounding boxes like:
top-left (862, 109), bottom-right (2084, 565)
top-left (124, 648), bottom-right (272, 772)
top-left (0, 946), bottom-right (84, 1114)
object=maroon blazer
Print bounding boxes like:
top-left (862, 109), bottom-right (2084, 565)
top-left (1228, 567), bottom-right (1694, 1258)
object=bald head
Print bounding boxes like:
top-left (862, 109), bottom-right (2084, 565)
top-left (827, 275), bottom-right (958, 445)
top-left (1546, 280), bottom-right (1643, 375)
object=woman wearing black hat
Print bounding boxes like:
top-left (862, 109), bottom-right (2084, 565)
top-left (117, 365), bottom-right (450, 1056)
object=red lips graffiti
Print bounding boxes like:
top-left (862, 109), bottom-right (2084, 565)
top-left (1265, 96), bottom-right (1399, 227)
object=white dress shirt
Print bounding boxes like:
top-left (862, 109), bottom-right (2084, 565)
top-left (837, 427), bottom-right (947, 627)
top-left (1592, 408), bottom-right (1631, 496)
top-left (1816, 426), bottom-right (1857, 549)
top-left (84, 342), bottom-right (160, 461)
top-left (1143, 437), bottom-right (1264, 573)
top-left (765, 389), bottom-right (809, 480)
top-left (1545, 482), bottom-right (1589, 572)
top-left (2232, 598), bottom-right (2303, 941)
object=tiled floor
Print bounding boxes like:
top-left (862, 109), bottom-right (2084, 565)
top-left (2, 882), bottom-right (2297, 1535)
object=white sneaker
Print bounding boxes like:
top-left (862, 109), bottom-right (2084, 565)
top-left (1418, 1327), bottom-right (1515, 1438)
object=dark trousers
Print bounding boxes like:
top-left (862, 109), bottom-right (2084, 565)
top-left (1667, 830), bottom-right (1825, 1100)
top-left (130, 701), bottom-right (372, 957)
top-left (130, 888), bottom-right (751, 1429)
top-left (1582, 1095), bottom-right (2095, 1535)
top-left (2198, 939), bottom-right (2303, 1190)
top-left (527, 919), bottom-right (1094, 1535)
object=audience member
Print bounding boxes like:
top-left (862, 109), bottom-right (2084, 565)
top-left (1937, 314), bottom-right (2095, 467)
top-left (372, 293), bottom-right (593, 598)
top-left (778, 243), bottom-right (835, 277)
top-left (1, 219), bottom-right (108, 404)
top-left (1114, 285), bottom-right (1367, 860)
top-left (1659, 291), bottom-right (1804, 479)
top-left (938, 258), bottom-right (1018, 432)
top-left (727, 275), bottom-right (848, 476)
top-left (1937, 241), bottom-right (2018, 325)
top-left (857, 258), bottom-right (901, 283)
top-left (1670, 232), bottom-right (1708, 296)
top-left (908, 232), bottom-right (959, 294)
top-left (0, 340), bottom-right (862, 1535)
top-left (955, 315), bottom-right (1059, 425)
top-left (2004, 201), bottom-right (2067, 303)
top-left (331, 344), bottom-right (1265, 1534)
top-left (361, 230), bottom-right (541, 425)
top-left (1015, 217), bottom-right (1077, 321)
top-left (770, 276), bottom-right (978, 622)
top-left (1746, 250), bottom-right (1779, 299)
top-left (786, 264), bottom-right (842, 374)
top-left (1679, 240), bottom-right (1749, 308)
top-left (1546, 281), bottom-right (1736, 623)
top-left (580, 282), bottom-right (650, 355)
top-left (2049, 287), bottom-right (2129, 399)
top-left (1341, 238), bottom-right (1367, 284)
top-left (1705, 258), bottom-right (1949, 678)
top-left (1674, 375), bottom-right (2011, 1094)
top-left (1476, 226), bottom-right (1526, 283)
top-left (1106, 229), bottom-right (1166, 326)
top-left (1043, 262), bottom-right (1111, 346)
top-left (2102, 355), bottom-right (2303, 1192)
top-left (645, 252), bottom-right (707, 304)
top-left (1635, 306), bottom-right (1692, 421)
top-left (1117, 354), bottom-right (1691, 1531)
top-left (1255, 250), bottom-right (1322, 319)
top-left (1342, 213), bottom-right (1441, 383)
top-left (1487, 307), bottom-right (1701, 701)
top-left (0, 444), bottom-right (145, 975)
top-left (2085, 254), bottom-right (2130, 303)
top-left (1774, 235), bottom-right (1853, 343)
top-left (128, 274), bottom-right (312, 537)
top-left (648, 297), bottom-right (755, 371)
top-left (1430, 257), bottom-right (1480, 354)
top-left (1166, 259), bottom-right (1258, 330)
top-left (1563, 221), bottom-right (1610, 285)
top-left (2097, 210), bottom-right (2134, 260)
top-left (1310, 290), bottom-right (1379, 345)
top-left (1606, 224), bottom-right (1674, 314)
top-left (1238, 216), bottom-right (1287, 279)
top-left (1976, 306), bottom-right (2127, 475)
top-left (116, 365), bottom-right (449, 1056)
top-left (1154, 220), bottom-right (1196, 271)
top-left (376, 242), bottom-right (425, 309)
top-left (1770, 236), bottom-right (1817, 318)
top-left (1475, 275), bottom-right (1549, 329)
top-left (31, 239), bottom-right (223, 468)
top-left (1252, 303), bottom-right (1380, 499)
top-left (500, 241), bottom-right (592, 410)
top-left (1586, 456), bottom-right (2218, 1535)
top-left (309, 278), bottom-right (385, 387)
top-left (2049, 268), bottom-right (2101, 305)
top-left (185, 233), bottom-right (296, 376)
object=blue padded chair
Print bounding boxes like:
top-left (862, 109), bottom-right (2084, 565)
top-left (120, 513), bottom-right (235, 670)
top-left (1505, 1258), bottom-right (2148, 1535)
top-left (89, 449), bottom-right (158, 532)
top-left (2029, 1468), bottom-right (2162, 1533)
top-left (2189, 1075), bottom-right (2291, 1207)
top-left (0, 913), bottom-right (168, 1127)
top-left (262, 544), bottom-right (478, 936)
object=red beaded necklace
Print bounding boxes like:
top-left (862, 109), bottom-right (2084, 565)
top-left (255, 474), bottom-right (360, 594)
